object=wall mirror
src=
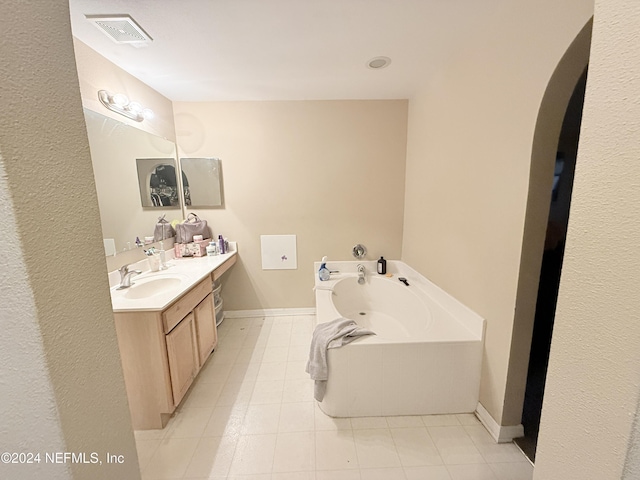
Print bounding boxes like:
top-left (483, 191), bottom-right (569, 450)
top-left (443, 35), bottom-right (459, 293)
top-left (136, 159), bottom-right (182, 207)
top-left (83, 108), bottom-right (179, 254)
top-left (180, 157), bottom-right (224, 208)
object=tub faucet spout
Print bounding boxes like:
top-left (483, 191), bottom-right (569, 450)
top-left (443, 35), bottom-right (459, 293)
top-left (357, 264), bottom-right (365, 285)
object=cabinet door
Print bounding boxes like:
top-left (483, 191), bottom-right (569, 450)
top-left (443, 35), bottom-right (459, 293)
top-left (166, 312), bottom-right (198, 407)
top-left (194, 292), bottom-right (218, 367)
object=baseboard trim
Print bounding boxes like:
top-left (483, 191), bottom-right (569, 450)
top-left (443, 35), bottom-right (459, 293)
top-left (476, 402), bottom-right (524, 444)
top-left (225, 308), bottom-right (316, 318)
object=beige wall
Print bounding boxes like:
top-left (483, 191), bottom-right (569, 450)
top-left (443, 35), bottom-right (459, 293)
top-left (0, 1), bottom-right (139, 479)
top-left (402, 2), bottom-right (594, 425)
top-left (535, 0), bottom-right (640, 477)
top-left (173, 100), bottom-right (408, 310)
top-left (73, 38), bottom-right (176, 142)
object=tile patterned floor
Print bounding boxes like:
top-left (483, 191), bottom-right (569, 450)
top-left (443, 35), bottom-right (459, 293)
top-left (135, 315), bottom-right (533, 480)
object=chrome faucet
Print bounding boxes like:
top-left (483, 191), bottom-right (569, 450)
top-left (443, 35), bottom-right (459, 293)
top-left (357, 264), bottom-right (365, 285)
top-left (117, 263), bottom-right (142, 289)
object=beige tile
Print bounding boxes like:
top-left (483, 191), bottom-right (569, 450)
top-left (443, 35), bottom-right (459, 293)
top-left (202, 404), bottom-right (247, 437)
top-left (476, 442), bottom-right (527, 464)
top-left (241, 403), bottom-right (281, 434)
top-left (142, 437), bottom-right (200, 479)
top-left (489, 461), bottom-right (534, 480)
top-left (227, 474), bottom-right (272, 480)
top-left (428, 426), bottom-right (485, 465)
top-left (353, 428), bottom-right (401, 469)
top-left (198, 361), bottom-right (233, 384)
top-left (315, 430), bottom-right (359, 470)
top-left (285, 361), bottom-right (309, 380)
top-left (273, 431), bottom-right (315, 472)
top-left (447, 463), bottom-right (497, 480)
top-left (135, 439), bottom-right (161, 472)
top-left (210, 346), bottom-right (240, 365)
top-left (287, 344), bottom-right (311, 361)
top-left (315, 470), bottom-right (361, 480)
top-left (251, 379), bottom-right (284, 405)
top-left (229, 433), bottom-right (277, 475)
top-left (229, 434), bottom-right (277, 475)
top-left (278, 402), bottom-right (315, 432)
top-left (350, 417), bottom-right (388, 429)
top-left (165, 407), bottom-right (213, 439)
top-left (404, 465), bottom-right (452, 480)
top-left (257, 361), bottom-right (288, 381)
top-left (282, 379), bottom-right (314, 403)
top-left (228, 473), bottom-right (273, 480)
top-left (385, 416), bottom-right (424, 428)
top-left (391, 427), bottom-right (442, 466)
top-left (456, 414), bottom-right (481, 426)
top-left (235, 347), bottom-right (266, 365)
top-left (263, 346), bottom-right (290, 363)
top-left (181, 382), bottom-right (224, 409)
top-left (227, 363), bottom-right (261, 383)
top-left (360, 467), bottom-right (406, 480)
top-left (422, 415), bottom-right (461, 427)
top-left (314, 403), bottom-right (352, 431)
top-left (217, 380), bottom-right (255, 407)
top-left (272, 472), bottom-right (314, 480)
top-left (463, 425), bottom-right (495, 445)
top-left (184, 435), bottom-right (238, 478)
top-left (135, 429), bottom-right (167, 441)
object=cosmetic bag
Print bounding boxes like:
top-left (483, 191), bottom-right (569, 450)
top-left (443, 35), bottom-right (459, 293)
top-left (153, 214), bottom-right (176, 242)
top-left (175, 213), bottom-right (211, 244)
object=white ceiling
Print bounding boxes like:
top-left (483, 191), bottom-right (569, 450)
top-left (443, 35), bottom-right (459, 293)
top-left (68, 0), bottom-right (508, 102)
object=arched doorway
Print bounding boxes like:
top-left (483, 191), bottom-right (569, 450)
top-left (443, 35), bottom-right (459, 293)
top-left (501, 18), bottom-right (593, 460)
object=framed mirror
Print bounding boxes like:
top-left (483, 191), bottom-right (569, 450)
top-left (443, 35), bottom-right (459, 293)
top-left (180, 157), bottom-right (224, 208)
top-left (136, 159), bottom-right (182, 208)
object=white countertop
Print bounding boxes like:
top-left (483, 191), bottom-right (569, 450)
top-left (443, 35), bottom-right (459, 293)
top-left (109, 248), bottom-right (237, 313)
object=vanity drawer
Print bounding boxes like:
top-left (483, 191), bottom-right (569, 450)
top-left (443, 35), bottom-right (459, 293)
top-left (162, 278), bottom-right (211, 333)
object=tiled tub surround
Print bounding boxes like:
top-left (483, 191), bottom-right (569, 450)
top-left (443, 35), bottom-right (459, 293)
top-left (135, 315), bottom-right (531, 480)
top-left (314, 261), bottom-right (485, 418)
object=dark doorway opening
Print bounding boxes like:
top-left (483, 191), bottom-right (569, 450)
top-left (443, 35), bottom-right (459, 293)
top-left (514, 69), bottom-right (587, 462)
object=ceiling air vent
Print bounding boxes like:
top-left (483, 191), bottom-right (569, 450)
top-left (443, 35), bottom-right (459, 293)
top-left (85, 14), bottom-right (153, 45)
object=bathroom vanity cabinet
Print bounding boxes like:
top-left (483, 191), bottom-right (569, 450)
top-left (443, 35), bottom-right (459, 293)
top-left (113, 254), bottom-right (236, 430)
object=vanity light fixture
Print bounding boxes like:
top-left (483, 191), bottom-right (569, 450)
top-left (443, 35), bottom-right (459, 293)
top-left (98, 90), bottom-right (154, 122)
top-left (367, 56), bottom-right (392, 69)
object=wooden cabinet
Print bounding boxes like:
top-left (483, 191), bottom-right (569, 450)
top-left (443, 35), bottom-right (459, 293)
top-left (166, 312), bottom-right (199, 406)
top-left (194, 293), bottom-right (218, 368)
top-left (114, 276), bottom-right (219, 430)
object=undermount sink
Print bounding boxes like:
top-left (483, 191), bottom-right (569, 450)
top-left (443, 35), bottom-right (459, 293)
top-left (121, 274), bottom-right (187, 300)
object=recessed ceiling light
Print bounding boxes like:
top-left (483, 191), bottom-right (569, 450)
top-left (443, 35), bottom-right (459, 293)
top-left (367, 56), bottom-right (391, 69)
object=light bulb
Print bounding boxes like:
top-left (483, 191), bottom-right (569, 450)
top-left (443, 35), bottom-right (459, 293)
top-left (112, 93), bottom-right (129, 107)
top-left (142, 108), bottom-right (154, 120)
top-left (128, 102), bottom-right (142, 114)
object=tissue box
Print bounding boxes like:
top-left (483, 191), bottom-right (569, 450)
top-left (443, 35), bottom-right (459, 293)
top-left (174, 238), bottom-right (211, 258)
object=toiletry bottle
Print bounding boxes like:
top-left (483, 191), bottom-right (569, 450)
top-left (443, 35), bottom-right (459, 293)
top-left (218, 234), bottom-right (226, 254)
top-left (318, 256), bottom-right (331, 281)
top-left (207, 242), bottom-right (218, 256)
top-left (377, 256), bottom-right (387, 274)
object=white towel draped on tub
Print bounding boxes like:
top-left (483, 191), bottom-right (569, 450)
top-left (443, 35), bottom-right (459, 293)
top-left (306, 318), bottom-right (375, 401)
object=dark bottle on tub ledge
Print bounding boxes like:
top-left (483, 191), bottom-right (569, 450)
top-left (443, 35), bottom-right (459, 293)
top-left (377, 256), bottom-right (387, 274)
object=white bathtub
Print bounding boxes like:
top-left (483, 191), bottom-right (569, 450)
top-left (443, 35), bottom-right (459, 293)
top-left (314, 260), bottom-right (485, 417)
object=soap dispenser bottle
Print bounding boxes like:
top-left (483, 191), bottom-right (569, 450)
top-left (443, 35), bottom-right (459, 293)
top-left (377, 256), bottom-right (387, 275)
top-left (318, 256), bottom-right (331, 281)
